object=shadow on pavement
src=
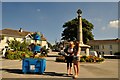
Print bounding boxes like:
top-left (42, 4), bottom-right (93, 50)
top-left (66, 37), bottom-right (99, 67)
top-left (43, 72), bottom-right (70, 77)
top-left (1, 68), bottom-right (23, 74)
top-left (1, 68), bottom-right (70, 77)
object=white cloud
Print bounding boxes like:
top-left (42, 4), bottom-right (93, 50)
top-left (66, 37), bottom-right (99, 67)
top-left (109, 20), bottom-right (119, 28)
top-left (101, 27), bottom-right (106, 31)
top-left (87, 18), bottom-right (102, 25)
top-left (94, 18), bottom-right (102, 22)
top-left (37, 9), bottom-right (40, 12)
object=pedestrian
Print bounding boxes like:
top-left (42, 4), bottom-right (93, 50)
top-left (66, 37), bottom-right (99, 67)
top-left (65, 41), bottom-right (74, 76)
top-left (73, 41), bottom-right (80, 78)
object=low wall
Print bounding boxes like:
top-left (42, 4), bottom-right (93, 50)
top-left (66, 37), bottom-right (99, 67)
top-left (103, 55), bottom-right (120, 59)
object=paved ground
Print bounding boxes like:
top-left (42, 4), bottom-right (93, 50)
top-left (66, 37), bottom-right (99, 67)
top-left (0, 53), bottom-right (119, 79)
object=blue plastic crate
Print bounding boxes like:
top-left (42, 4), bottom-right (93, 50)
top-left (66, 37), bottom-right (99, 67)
top-left (22, 58), bottom-right (46, 74)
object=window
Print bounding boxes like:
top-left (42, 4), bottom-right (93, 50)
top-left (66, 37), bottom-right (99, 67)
top-left (94, 45), bottom-right (99, 49)
top-left (102, 45), bottom-right (104, 49)
top-left (26, 38), bottom-right (31, 43)
top-left (0, 38), bottom-right (1, 43)
top-left (6, 37), bottom-right (9, 43)
top-left (110, 45), bottom-right (112, 50)
top-left (102, 51), bottom-right (104, 55)
top-left (110, 51), bottom-right (112, 55)
top-left (90, 46), bottom-right (94, 50)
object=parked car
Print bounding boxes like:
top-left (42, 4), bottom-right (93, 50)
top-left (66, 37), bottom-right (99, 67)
top-left (89, 51), bottom-right (98, 57)
top-left (52, 48), bottom-right (60, 52)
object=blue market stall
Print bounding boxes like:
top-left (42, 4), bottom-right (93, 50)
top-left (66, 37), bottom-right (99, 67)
top-left (22, 32), bottom-right (46, 74)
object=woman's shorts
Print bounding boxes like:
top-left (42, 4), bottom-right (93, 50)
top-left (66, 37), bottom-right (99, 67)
top-left (73, 56), bottom-right (80, 61)
top-left (65, 56), bottom-right (73, 63)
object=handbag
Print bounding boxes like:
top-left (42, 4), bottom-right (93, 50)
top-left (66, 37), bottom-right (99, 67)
top-left (73, 55), bottom-right (80, 61)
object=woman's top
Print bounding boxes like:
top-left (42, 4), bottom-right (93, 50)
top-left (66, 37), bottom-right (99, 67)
top-left (67, 48), bottom-right (74, 56)
top-left (73, 46), bottom-right (80, 56)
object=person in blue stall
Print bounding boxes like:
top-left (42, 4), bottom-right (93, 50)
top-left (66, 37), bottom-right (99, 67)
top-left (33, 44), bottom-right (42, 57)
top-left (28, 32), bottom-right (42, 57)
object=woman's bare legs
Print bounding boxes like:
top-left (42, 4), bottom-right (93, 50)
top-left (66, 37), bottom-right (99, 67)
top-left (67, 63), bottom-right (72, 75)
top-left (74, 61), bottom-right (79, 78)
top-left (74, 64), bottom-right (77, 76)
top-left (76, 61), bottom-right (80, 76)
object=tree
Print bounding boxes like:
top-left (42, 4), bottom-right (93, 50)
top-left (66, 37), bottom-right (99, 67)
top-left (9, 39), bottom-right (29, 51)
top-left (61, 18), bottom-right (94, 44)
top-left (9, 39), bottom-right (21, 51)
top-left (1, 35), bottom-right (4, 40)
top-left (47, 42), bottom-right (53, 49)
top-left (20, 40), bottom-right (29, 51)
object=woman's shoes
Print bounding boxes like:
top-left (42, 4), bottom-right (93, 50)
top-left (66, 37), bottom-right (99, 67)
top-left (73, 75), bottom-right (78, 79)
top-left (66, 73), bottom-right (73, 76)
top-left (70, 73), bottom-right (73, 75)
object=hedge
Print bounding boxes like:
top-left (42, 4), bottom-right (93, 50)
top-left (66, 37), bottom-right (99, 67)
top-left (56, 55), bottom-right (104, 63)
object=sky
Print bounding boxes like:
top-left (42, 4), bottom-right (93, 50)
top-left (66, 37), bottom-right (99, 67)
top-left (1, 2), bottom-right (119, 44)
top-left (1, 0), bottom-right (120, 2)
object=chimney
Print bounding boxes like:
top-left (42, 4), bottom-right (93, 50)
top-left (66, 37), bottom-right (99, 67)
top-left (19, 28), bottom-right (23, 32)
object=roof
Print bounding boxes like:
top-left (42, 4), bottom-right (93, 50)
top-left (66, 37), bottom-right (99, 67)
top-left (88, 38), bottom-right (120, 45)
top-left (0, 28), bottom-right (47, 41)
top-left (0, 28), bottom-right (32, 38)
top-left (40, 34), bottom-right (47, 41)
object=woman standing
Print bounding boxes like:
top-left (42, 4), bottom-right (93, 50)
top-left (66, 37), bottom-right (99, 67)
top-left (73, 41), bottom-right (80, 78)
top-left (65, 41), bottom-right (74, 76)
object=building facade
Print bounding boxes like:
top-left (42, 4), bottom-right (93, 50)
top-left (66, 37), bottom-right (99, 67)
top-left (87, 39), bottom-right (120, 55)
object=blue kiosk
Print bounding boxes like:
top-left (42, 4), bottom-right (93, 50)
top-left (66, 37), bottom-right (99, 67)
top-left (22, 32), bottom-right (46, 74)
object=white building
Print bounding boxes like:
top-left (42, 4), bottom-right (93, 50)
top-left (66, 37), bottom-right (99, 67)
top-left (87, 38), bottom-right (120, 55)
top-left (0, 28), bottom-right (48, 51)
